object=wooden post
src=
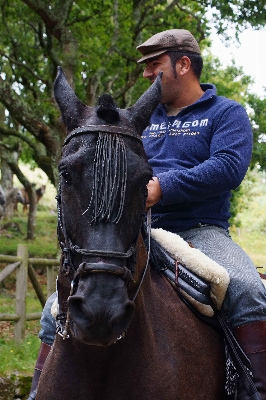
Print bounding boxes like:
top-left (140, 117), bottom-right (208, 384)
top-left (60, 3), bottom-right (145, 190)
top-left (28, 264), bottom-right (46, 307)
top-left (47, 265), bottom-right (56, 299)
top-left (14, 244), bottom-right (28, 342)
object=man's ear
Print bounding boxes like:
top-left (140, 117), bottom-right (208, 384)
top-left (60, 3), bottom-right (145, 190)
top-left (177, 56), bottom-right (191, 76)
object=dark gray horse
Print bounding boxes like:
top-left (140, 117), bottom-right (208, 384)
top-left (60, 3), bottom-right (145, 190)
top-left (36, 67), bottom-right (225, 400)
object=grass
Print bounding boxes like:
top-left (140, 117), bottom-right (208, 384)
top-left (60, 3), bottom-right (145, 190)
top-left (0, 332), bottom-right (40, 375)
top-left (0, 180), bottom-right (58, 377)
top-left (0, 210), bottom-right (58, 258)
top-left (230, 176), bottom-right (266, 273)
top-left (230, 228), bottom-right (266, 272)
top-left (0, 277), bottom-right (44, 375)
top-left (0, 285), bottom-right (45, 376)
top-left (0, 177), bottom-right (58, 258)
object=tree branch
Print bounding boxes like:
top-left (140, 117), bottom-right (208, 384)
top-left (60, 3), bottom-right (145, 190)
top-left (0, 126), bottom-right (39, 152)
top-left (0, 77), bottom-right (58, 153)
top-left (0, 51), bottom-right (49, 85)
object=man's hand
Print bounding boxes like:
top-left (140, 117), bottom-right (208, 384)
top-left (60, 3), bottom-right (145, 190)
top-left (146, 177), bottom-right (162, 209)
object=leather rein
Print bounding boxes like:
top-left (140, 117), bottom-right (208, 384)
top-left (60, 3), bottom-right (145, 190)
top-left (56, 126), bottom-right (151, 341)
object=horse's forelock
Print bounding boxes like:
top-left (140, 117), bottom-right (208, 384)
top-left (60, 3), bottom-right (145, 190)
top-left (96, 94), bottom-right (120, 124)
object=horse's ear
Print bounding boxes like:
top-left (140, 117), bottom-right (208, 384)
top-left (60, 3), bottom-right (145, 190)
top-left (53, 66), bottom-right (92, 131)
top-left (127, 73), bottom-right (162, 135)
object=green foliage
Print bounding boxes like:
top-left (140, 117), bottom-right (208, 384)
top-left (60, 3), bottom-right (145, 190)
top-left (0, 0), bottom-right (265, 228)
top-left (0, 0), bottom-right (266, 187)
top-left (230, 186), bottom-right (245, 227)
top-left (247, 95), bottom-right (266, 170)
top-left (230, 170), bottom-right (266, 272)
top-left (206, 0), bottom-right (266, 38)
top-left (229, 168), bottom-right (256, 226)
top-left (235, 169), bottom-right (266, 232)
top-left (229, 169), bottom-right (266, 272)
top-left (201, 52), bottom-right (253, 105)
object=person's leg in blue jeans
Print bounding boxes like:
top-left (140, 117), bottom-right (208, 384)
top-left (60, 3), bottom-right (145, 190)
top-left (27, 292), bottom-right (57, 400)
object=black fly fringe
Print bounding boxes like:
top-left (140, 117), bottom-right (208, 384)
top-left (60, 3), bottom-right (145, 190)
top-left (83, 133), bottom-right (127, 224)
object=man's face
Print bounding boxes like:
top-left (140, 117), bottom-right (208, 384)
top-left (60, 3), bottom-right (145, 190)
top-left (142, 53), bottom-right (180, 106)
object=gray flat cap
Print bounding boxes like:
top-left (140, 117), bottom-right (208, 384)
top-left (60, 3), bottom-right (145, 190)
top-left (137, 29), bottom-right (201, 63)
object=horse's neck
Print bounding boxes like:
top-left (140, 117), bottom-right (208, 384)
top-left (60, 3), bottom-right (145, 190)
top-left (47, 242), bottom-right (225, 400)
top-left (127, 234), bottom-right (181, 337)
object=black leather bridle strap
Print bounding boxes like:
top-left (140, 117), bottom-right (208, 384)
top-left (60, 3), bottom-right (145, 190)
top-left (63, 125), bottom-right (143, 146)
top-left (70, 244), bottom-right (136, 259)
top-left (132, 208), bottom-right (151, 302)
top-left (75, 262), bottom-right (133, 283)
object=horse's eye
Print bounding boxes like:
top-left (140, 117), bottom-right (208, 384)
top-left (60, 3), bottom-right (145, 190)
top-left (59, 170), bottom-right (72, 184)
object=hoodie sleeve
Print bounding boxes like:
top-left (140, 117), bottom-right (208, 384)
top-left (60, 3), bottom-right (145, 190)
top-left (156, 102), bottom-right (252, 205)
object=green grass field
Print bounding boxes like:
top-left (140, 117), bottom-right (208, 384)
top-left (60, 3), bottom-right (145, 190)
top-left (0, 175), bottom-right (58, 376)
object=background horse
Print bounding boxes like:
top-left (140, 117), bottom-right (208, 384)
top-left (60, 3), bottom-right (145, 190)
top-left (15, 185), bottom-right (46, 214)
top-left (36, 67), bottom-right (226, 400)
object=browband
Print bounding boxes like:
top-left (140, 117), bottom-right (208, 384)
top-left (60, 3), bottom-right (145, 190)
top-left (63, 125), bottom-right (143, 146)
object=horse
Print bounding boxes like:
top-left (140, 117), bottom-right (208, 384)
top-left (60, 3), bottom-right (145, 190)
top-left (0, 187), bottom-right (24, 218)
top-left (18, 185), bottom-right (46, 213)
top-left (36, 67), bottom-right (226, 400)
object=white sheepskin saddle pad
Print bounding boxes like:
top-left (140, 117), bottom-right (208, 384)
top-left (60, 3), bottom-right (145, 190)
top-left (151, 228), bottom-right (230, 317)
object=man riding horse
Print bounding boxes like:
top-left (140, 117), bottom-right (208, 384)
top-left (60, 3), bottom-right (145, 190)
top-left (28, 29), bottom-right (266, 400)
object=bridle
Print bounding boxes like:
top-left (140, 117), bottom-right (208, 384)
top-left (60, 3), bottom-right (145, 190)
top-left (56, 126), bottom-right (151, 341)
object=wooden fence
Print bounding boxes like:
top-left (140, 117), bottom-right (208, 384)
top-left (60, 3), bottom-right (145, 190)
top-left (0, 244), bottom-right (60, 342)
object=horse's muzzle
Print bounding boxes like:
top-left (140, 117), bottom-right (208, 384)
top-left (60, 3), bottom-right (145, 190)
top-left (67, 264), bottom-right (135, 346)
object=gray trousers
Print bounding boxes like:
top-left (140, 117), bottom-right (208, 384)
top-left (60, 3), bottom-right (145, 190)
top-left (39, 225), bottom-right (266, 345)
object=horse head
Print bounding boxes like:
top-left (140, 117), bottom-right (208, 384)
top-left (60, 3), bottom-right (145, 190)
top-left (54, 67), bottom-right (161, 346)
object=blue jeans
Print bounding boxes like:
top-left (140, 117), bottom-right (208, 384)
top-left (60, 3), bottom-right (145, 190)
top-left (39, 291), bottom-right (57, 346)
top-left (39, 225), bottom-right (266, 344)
top-left (177, 225), bottom-right (266, 327)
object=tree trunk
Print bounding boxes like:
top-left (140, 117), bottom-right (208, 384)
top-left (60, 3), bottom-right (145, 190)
top-left (1, 157), bottom-right (13, 191)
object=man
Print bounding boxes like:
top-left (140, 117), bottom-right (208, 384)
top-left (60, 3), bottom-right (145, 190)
top-left (28, 29), bottom-right (266, 399)
top-left (137, 29), bottom-right (266, 399)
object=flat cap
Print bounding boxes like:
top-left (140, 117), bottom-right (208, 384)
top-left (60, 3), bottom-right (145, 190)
top-left (137, 29), bottom-right (201, 63)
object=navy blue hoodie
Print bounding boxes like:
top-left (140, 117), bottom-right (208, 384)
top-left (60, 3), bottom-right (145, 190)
top-left (142, 84), bottom-right (253, 232)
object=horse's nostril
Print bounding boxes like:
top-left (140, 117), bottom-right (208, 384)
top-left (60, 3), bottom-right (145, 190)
top-left (109, 302), bottom-right (135, 333)
top-left (68, 296), bottom-right (89, 322)
top-left (68, 295), bottom-right (135, 339)
top-left (68, 295), bottom-right (83, 308)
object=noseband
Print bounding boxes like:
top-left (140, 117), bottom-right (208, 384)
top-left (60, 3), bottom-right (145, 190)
top-left (56, 126), bottom-right (151, 341)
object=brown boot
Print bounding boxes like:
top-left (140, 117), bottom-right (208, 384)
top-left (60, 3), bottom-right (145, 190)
top-left (233, 321), bottom-right (266, 399)
top-left (27, 342), bottom-right (51, 400)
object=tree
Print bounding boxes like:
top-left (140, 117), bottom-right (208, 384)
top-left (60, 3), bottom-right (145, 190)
top-left (0, 0), bottom-right (265, 236)
top-left (246, 95), bottom-right (266, 171)
top-left (0, 1), bottom-right (264, 180)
